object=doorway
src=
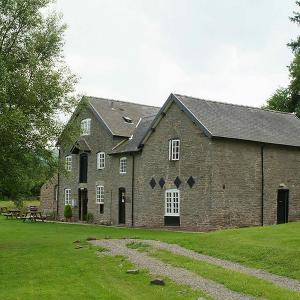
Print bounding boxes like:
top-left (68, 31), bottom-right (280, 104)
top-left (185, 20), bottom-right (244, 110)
top-left (119, 188), bottom-right (126, 224)
top-left (79, 188), bottom-right (88, 221)
top-left (79, 153), bottom-right (88, 183)
top-left (277, 189), bottom-right (289, 224)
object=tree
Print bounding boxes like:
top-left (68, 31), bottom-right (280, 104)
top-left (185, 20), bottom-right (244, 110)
top-left (0, 0), bottom-right (78, 201)
top-left (265, 2), bottom-right (300, 116)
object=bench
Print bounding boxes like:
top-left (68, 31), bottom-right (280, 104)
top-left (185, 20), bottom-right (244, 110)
top-left (2, 213), bottom-right (13, 219)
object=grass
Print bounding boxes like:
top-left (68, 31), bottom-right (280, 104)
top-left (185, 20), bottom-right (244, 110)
top-left (127, 241), bottom-right (300, 300)
top-left (0, 217), bottom-right (300, 299)
top-left (0, 199), bottom-right (40, 208)
top-left (0, 217), bottom-right (206, 300)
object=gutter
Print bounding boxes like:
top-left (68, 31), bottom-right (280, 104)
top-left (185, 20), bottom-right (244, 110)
top-left (261, 143), bottom-right (265, 226)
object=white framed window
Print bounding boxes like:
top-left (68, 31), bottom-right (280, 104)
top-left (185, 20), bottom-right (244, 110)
top-left (165, 189), bottom-right (180, 216)
top-left (81, 118), bottom-right (91, 135)
top-left (96, 185), bottom-right (104, 204)
top-left (64, 189), bottom-right (71, 205)
top-left (65, 155), bottom-right (72, 172)
top-left (97, 152), bottom-right (105, 169)
top-left (169, 139), bottom-right (180, 161)
top-left (120, 157), bottom-right (127, 174)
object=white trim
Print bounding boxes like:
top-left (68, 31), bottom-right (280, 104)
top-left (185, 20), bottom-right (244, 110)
top-left (64, 189), bottom-right (71, 205)
top-left (97, 152), bottom-right (105, 169)
top-left (165, 189), bottom-right (180, 216)
top-left (169, 139), bottom-right (180, 161)
top-left (81, 118), bottom-right (91, 136)
top-left (96, 185), bottom-right (104, 204)
top-left (174, 95), bottom-right (213, 137)
top-left (119, 157), bottom-right (127, 174)
top-left (135, 117), bottom-right (142, 128)
top-left (65, 155), bottom-right (72, 172)
top-left (89, 102), bottom-right (114, 135)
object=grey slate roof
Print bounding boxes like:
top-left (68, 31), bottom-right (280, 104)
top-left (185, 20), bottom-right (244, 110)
top-left (110, 115), bottom-right (156, 154)
top-left (174, 94), bottom-right (300, 147)
top-left (87, 96), bottom-right (159, 137)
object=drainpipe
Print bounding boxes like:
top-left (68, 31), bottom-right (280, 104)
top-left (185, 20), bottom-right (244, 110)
top-left (261, 143), bottom-right (265, 226)
top-left (131, 154), bottom-right (135, 227)
top-left (57, 147), bottom-right (60, 219)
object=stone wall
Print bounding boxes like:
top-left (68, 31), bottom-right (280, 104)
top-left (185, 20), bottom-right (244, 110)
top-left (58, 107), bottom-right (124, 223)
top-left (263, 144), bottom-right (300, 224)
top-left (40, 175), bottom-right (58, 212)
top-left (133, 102), bottom-right (213, 229)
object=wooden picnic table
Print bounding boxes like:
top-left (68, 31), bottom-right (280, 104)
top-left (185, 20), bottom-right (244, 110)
top-left (21, 210), bottom-right (45, 222)
top-left (3, 209), bottom-right (21, 219)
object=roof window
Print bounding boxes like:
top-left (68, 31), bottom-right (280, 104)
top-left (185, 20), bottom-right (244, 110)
top-left (123, 116), bottom-right (133, 124)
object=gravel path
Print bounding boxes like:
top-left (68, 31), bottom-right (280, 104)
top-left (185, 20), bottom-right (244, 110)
top-left (134, 239), bottom-right (300, 293)
top-left (91, 239), bottom-right (255, 300)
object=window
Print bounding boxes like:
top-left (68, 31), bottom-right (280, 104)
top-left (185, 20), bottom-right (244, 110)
top-left (165, 189), bottom-right (180, 216)
top-left (122, 116), bottom-right (133, 123)
top-left (65, 155), bottom-right (72, 171)
top-left (97, 152), bottom-right (105, 169)
top-left (81, 118), bottom-right (91, 135)
top-left (169, 139), bottom-right (180, 161)
top-left (96, 185), bottom-right (104, 204)
top-left (120, 157), bottom-right (127, 174)
top-left (64, 189), bottom-right (71, 205)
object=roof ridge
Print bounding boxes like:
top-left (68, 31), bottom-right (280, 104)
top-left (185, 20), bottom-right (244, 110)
top-left (85, 95), bottom-right (160, 109)
top-left (140, 114), bottom-right (157, 119)
top-left (174, 93), bottom-right (296, 116)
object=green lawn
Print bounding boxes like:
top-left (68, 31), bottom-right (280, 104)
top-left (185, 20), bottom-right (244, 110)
top-left (0, 199), bottom-right (40, 208)
top-left (0, 217), bottom-right (300, 299)
top-left (127, 242), bottom-right (300, 300)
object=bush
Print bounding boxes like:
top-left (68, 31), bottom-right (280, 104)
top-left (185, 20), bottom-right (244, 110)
top-left (49, 211), bottom-right (57, 220)
top-left (87, 212), bottom-right (94, 224)
top-left (13, 198), bottom-right (24, 209)
top-left (64, 205), bottom-right (72, 220)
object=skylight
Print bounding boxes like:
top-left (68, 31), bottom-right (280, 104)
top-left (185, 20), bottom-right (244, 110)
top-left (123, 116), bottom-right (133, 124)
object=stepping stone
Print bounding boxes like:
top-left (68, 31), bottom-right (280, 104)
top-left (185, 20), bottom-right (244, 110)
top-left (86, 237), bottom-right (96, 241)
top-left (150, 279), bottom-right (165, 286)
top-left (126, 269), bottom-right (139, 274)
top-left (73, 240), bottom-right (80, 243)
top-left (74, 246), bottom-right (83, 249)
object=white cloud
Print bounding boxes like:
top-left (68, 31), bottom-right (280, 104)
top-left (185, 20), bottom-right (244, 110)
top-left (54, 0), bottom-right (297, 109)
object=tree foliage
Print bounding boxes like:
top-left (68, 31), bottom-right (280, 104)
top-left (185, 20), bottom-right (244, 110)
top-left (265, 1), bottom-right (300, 116)
top-left (0, 0), bottom-right (78, 200)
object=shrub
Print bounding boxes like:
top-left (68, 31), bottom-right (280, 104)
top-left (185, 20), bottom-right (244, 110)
top-left (13, 198), bottom-right (24, 209)
top-left (87, 212), bottom-right (94, 224)
top-left (64, 205), bottom-right (72, 220)
top-left (49, 211), bottom-right (57, 220)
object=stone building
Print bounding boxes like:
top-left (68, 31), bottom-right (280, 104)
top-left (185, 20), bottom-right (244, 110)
top-left (40, 175), bottom-right (58, 213)
top-left (53, 93), bottom-right (300, 229)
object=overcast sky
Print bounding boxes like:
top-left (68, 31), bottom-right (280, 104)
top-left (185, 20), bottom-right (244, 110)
top-left (53, 0), bottom-right (298, 108)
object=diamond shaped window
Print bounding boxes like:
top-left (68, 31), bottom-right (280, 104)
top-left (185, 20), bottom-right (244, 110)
top-left (174, 176), bottom-right (181, 188)
top-left (187, 176), bottom-right (195, 188)
top-left (149, 177), bottom-right (156, 189)
top-left (159, 178), bottom-right (165, 188)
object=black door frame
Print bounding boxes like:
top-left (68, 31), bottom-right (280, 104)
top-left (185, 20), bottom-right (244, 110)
top-left (118, 187), bottom-right (126, 224)
top-left (79, 153), bottom-right (88, 183)
top-left (277, 189), bottom-right (289, 224)
top-left (78, 188), bottom-right (88, 221)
